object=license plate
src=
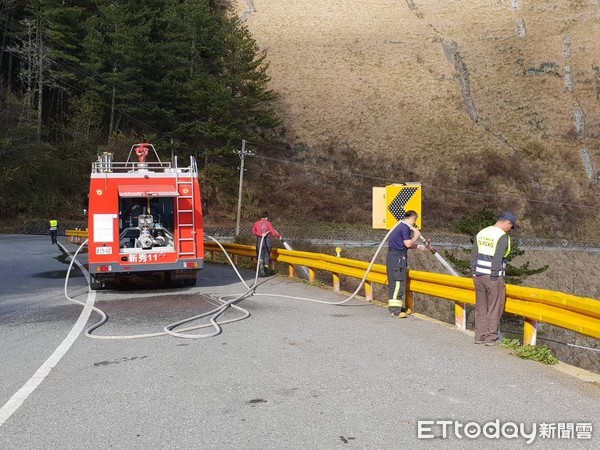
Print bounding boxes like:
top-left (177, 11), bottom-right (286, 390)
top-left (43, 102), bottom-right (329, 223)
top-left (96, 247), bottom-right (113, 255)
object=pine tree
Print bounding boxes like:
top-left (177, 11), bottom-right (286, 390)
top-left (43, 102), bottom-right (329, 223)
top-left (0, 0), bottom-right (282, 219)
top-left (157, 0), bottom-right (279, 150)
top-left (81, 0), bottom-right (161, 144)
top-left (445, 208), bottom-right (548, 284)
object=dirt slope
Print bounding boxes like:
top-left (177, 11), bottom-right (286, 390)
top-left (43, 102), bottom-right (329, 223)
top-left (232, 0), bottom-right (600, 237)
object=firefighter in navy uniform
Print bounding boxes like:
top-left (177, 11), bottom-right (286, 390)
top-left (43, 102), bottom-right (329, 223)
top-left (49, 219), bottom-right (58, 244)
top-left (386, 210), bottom-right (429, 318)
top-left (470, 211), bottom-right (518, 345)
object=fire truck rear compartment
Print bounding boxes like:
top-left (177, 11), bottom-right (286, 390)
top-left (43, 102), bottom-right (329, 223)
top-left (88, 145), bottom-right (204, 290)
top-left (119, 196), bottom-right (175, 251)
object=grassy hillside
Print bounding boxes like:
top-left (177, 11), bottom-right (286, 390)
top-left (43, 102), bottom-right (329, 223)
top-left (230, 0), bottom-right (600, 239)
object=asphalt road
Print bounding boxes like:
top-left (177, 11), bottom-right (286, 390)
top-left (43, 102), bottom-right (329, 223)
top-left (0, 235), bottom-right (598, 449)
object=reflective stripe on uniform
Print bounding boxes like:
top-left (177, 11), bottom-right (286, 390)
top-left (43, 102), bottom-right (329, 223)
top-left (476, 263), bottom-right (506, 276)
top-left (389, 279), bottom-right (403, 307)
top-left (475, 255), bottom-right (494, 275)
top-left (388, 299), bottom-right (403, 308)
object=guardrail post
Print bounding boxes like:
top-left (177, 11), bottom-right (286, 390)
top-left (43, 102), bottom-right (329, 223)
top-left (288, 265), bottom-right (296, 278)
top-left (406, 290), bottom-right (414, 313)
top-left (523, 319), bottom-right (538, 346)
top-left (332, 273), bottom-right (340, 292)
top-left (233, 255), bottom-right (238, 266)
top-left (333, 246), bottom-right (341, 292)
top-left (364, 282), bottom-right (373, 302)
top-left (455, 303), bottom-right (466, 330)
top-left (309, 268), bottom-right (316, 283)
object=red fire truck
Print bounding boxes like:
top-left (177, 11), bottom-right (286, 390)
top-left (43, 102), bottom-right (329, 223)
top-left (87, 143), bottom-right (204, 289)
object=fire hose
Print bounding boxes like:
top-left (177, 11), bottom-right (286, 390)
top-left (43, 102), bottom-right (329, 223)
top-left (61, 221), bottom-right (456, 339)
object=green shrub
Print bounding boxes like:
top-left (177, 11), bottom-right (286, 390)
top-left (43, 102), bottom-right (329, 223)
top-left (500, 338), bottom-right (559, 365)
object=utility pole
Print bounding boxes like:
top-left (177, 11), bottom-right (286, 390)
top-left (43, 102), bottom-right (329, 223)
top-left (234, 140), bottom-right (254, 238)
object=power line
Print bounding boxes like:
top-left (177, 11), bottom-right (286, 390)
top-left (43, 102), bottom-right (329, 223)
top-left (223, 160), bottom-right (505, 213)
top-left (1, 17), bottom-right (596, 210)
top-left (208, 152), bottom-right (593, 212)
top-left (250, 153), bottom-right (594, 209)
top-left (206, 155), bottom-right (373, 196)
top-left (247, 139), bottom-right (595, 208)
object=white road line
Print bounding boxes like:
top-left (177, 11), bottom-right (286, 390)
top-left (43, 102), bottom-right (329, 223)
top-left (0, 289), bottom-right (95, 427)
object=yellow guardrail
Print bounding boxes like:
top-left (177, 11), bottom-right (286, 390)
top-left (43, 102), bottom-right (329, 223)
top-left (67, 230), bottom-right (600, 343)
top-left (65, 229), bottom-right (88, 244)
top-left (203, 242), bottom-right (600, 344)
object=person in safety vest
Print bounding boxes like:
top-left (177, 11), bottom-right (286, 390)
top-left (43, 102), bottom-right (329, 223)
top-left (252, 211), bottom-right (282, 276)
top-left (386, 210), bottom-right (429, 318)
top-left (469, 211), bottom-right (519, 346)
top-left (49, 219), bottom-right (58, 244)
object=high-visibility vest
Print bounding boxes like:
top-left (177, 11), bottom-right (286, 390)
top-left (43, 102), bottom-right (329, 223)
top-left (474, 225), bottom-right (510, 277)
top-left (49, 219), bottom-right (58, 230)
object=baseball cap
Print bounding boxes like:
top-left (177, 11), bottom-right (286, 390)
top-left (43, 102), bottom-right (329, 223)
top-left (499, 211), bottom-right (519, 229)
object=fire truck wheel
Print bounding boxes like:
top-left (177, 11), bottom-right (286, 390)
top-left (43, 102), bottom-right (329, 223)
top-left (164, 271), bottom-right (182, 288)
top-left (183, 278), bottom-right (197, 287)
top-left (90, 277), bottom-right (104, 290)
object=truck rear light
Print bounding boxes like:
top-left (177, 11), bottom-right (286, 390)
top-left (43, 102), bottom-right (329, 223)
top-left (184, 261), bottom-right (199, 269)
top-left (97, 265), bottom-right (112, 272)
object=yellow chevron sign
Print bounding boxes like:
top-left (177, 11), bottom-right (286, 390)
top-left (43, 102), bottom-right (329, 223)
top-left (372, 183), bottom-right (422, 230)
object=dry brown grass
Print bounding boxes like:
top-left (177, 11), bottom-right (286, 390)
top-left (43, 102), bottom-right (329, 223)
top-left (230, 0), bottom-right (600, 238)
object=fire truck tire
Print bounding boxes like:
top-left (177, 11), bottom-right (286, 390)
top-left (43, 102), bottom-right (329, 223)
top-left (183, 277), bottom-right (197, 287)
top-left (90, 277), bottom-right (104, 290)
top-left (164, 271), bottom-right (182, 288)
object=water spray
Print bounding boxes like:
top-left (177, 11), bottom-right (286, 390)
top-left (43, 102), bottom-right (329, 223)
top-left (411, 225), bottom-right (459, 277)
top-left (281, 240), bottom-right (310, 278)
